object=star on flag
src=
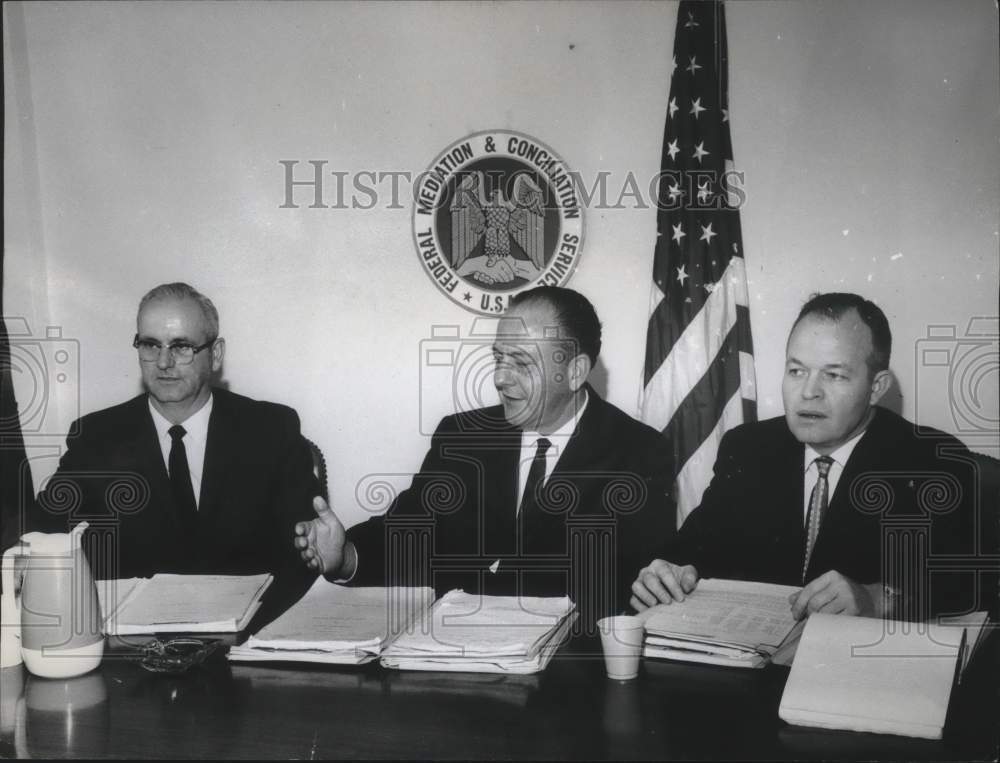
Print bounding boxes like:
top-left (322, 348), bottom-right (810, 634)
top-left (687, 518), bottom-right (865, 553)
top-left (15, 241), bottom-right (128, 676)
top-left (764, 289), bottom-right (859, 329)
top-left (697, 180), bottom-right (711, 203)
top-left (642, 1), bottom-right (756, 528)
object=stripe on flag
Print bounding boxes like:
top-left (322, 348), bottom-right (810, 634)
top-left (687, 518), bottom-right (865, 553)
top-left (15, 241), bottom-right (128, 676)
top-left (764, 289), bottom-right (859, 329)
top-left (641, 255), bottom-right (748, 433)
top-left (674, 385), bottom-right (746, 519)
top-left (640, 0), bottom-right (757, 526)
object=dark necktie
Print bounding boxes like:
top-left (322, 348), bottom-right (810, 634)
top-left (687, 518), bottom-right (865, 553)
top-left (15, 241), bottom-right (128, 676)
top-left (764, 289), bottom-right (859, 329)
top-left (519, 437), bottom-right (552, 555)
top-left (802, 455), bottom-right (834, 582)
top-left (168, 424), bottom-right (198, 532)
top-left (519, 437), bottom-right (552, 516)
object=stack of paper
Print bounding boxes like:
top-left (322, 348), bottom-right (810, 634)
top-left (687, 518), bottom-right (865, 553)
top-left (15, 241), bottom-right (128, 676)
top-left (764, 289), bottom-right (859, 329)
top-left (779, 610), bottom-right (991, 739)
top-left (100, 574), bottom-right (273, 635)
top-left (228, 581), bottom-right (435, 665)
top-left (97, 577), bottom-right (144, 623)
top-left (640, 578), bottom-right (803, 669)
top-left (940, 610), bottom-right (991, 678)
top-left (380, 590), bottom-right (577, 674)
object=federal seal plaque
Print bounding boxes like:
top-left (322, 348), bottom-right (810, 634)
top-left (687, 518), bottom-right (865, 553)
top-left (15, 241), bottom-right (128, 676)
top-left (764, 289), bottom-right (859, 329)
top-left (412, 130), bottom-right (584, 315)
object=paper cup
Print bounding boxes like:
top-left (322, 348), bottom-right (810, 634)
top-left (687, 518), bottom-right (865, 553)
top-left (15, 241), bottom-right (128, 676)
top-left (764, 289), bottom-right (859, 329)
top-left (597, 615), bottom-right (644, 680)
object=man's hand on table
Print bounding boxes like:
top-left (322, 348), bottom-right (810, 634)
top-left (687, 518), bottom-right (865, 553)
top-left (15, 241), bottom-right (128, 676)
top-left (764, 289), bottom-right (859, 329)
top-left (789, 570), bottom-right (882, 620)
top-left (629, 559), bottom-right (700, 611)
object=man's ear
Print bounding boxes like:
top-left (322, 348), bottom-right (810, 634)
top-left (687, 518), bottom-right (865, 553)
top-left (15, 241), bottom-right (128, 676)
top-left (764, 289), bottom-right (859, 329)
top-left (567, 353), bottom-right (591, 392)
top-left (211, 337), bottom-right (226, 373)
top-left (868, 368), bottom-right (892, 407)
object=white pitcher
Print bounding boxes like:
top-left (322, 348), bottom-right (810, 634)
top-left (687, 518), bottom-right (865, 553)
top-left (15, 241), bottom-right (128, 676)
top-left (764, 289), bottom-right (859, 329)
top-left (0, 545), bottom-right (25, 669)
top-left (2, 523), bottom-right (104, 678)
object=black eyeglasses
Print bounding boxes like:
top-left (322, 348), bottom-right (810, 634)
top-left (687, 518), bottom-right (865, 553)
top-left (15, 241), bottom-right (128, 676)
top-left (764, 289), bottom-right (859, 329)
top-left (123, 637), bottom-right (223, 674)
top-left (133, 335), bottom-right (216, 365)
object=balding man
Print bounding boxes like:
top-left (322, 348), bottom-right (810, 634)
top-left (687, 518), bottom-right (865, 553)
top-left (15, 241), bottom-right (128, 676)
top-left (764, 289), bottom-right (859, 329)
top-left (295, 286), bottom-right (675, 628)
top-left (27, 282), bottom-right (318, 582)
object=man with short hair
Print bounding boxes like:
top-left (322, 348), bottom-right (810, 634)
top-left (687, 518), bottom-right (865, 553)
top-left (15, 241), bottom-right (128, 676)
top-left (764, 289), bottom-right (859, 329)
top-left (295, 286), bottom-right (674, 627)
top-left (630, 292), bottom-right (990, 620)
top-left (27, 282), bottom-right (318, 582)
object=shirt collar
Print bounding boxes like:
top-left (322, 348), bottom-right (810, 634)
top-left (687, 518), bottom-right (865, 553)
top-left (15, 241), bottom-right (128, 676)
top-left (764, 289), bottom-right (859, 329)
top-left (803, 426), bottom-right (867, 472)
top-left (521, 389), bottom-right (589, 448)
top-left (148, 393), bottom-right (214, 441)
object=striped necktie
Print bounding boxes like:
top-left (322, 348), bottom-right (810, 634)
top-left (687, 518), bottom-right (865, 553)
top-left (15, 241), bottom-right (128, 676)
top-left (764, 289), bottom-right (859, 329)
top-left (802, 455), bottom-right (833, 582)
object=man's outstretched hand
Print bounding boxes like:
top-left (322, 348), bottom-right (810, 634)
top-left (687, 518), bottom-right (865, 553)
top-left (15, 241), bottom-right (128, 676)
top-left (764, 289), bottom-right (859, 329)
top-left (294, 496), bottom-right (356, 579)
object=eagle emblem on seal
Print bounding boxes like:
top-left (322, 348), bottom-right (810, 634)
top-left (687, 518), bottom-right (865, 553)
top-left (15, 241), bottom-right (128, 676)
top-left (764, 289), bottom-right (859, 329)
top-left (449, 172), bottom-right (546, 285)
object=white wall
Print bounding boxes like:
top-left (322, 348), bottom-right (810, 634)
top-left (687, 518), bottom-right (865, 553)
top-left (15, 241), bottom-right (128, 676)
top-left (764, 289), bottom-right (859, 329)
top-left (5, 0), bottom-right (998, 529)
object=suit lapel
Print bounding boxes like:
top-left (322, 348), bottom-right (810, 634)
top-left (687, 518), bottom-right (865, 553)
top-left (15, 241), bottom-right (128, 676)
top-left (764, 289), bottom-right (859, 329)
top-left (827, 416), bottom-right (882, 520)
top-left (129, 398), bottom-right (172, 513)
top-left (520, 392), bottom-right (603, 559)
top-left (549, 387), bottom-right (603, 486)
top-left (773, 423), bottom-right (807, 576)
top-left (781, 432), bottom-right (806, 530)
top-left (816, 412), bottom-right (884, 547)
top-left (483, 428), bottom-right (521, 557)
top-left (808, 412), bottom-right (884, 579)
top-left (118, 398), bottom-right (181, 570)
top-left (199, 391), bottom-right (230, 529)
top-left (483, 390), bottom-right (599, 561)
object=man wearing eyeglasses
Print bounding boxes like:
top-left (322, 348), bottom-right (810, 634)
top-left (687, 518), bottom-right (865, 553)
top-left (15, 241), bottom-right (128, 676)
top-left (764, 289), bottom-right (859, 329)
top-left (27, 282), bottom-right (319, 582)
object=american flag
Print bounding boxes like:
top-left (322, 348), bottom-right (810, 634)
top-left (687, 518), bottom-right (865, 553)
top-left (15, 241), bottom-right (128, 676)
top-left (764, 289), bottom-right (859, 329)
top-left (640, 0), bottom-right (757, 525)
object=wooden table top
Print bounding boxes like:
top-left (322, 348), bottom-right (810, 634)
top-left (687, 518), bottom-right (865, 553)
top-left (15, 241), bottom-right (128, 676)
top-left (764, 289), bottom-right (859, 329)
top-left (2, 629), bottom-right (997, 760)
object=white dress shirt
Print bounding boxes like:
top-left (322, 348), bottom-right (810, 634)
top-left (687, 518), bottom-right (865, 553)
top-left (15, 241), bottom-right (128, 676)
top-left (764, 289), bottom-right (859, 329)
top-left (149, 395), bottom-right (213, 509)
top-left (801, 428), bottom-right (867, 523)
top-left (515, 390), bottom-right (589, 513)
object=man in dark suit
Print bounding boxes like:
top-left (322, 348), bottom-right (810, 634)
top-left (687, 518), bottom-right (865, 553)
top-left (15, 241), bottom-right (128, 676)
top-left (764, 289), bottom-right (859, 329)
top-left (27, 283), bottom-right (318, 582)
top-left (630, 292), bottom-right (992, 621)
top-left (295, 286), bottom-right (674, 627)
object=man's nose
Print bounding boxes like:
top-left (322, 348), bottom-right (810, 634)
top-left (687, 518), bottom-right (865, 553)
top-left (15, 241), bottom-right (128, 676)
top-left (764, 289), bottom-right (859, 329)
top-left (494, 363), bottom-right (513, 387)
top-left (155, 346), bottom-right (176, 369)
top-left (801, 372), bottom-right (822, 399)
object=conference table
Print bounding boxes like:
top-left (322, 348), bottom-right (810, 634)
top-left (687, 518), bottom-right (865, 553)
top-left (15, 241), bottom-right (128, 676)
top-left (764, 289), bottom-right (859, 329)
top-left (2, 620), bottom-right (997, 761)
